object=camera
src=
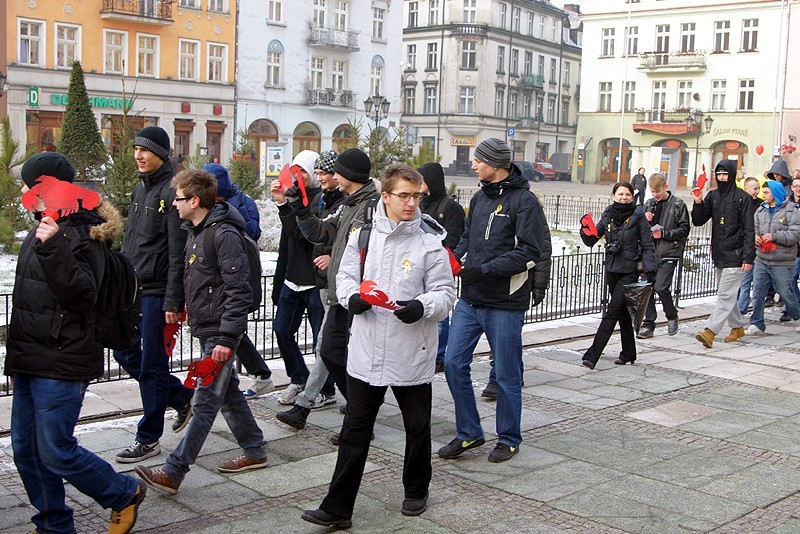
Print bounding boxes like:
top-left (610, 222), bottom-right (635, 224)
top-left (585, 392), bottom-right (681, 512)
top-left (605, 241), bottom-right (622, 256)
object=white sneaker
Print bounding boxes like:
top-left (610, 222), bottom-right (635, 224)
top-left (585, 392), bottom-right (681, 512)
top-left (746, 325), bottom-right (765, 336)
top-left (310, 393), bottom-right (337, 410)
top-left (242, 377), bottom-right (275, 400)
top-left (277, 383), bottom-right (305, 405)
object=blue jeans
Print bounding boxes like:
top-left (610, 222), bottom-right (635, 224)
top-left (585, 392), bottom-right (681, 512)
top-left (12, 374), bottom-right (138, 534)
top-left (165, 338), bottom-right (267, 483)
top-left (273, 285), bottom-right (325, 385)
top-left (750, 261), bottom-right (800, 330)
top-left (436, 316), bottom-right (449, 365)
top-left (444, 300), bottom-right (524, 448)
top-left (114, 295), bottom-right (193, 444)
top-left (738, 267), bottom-right (754, 315)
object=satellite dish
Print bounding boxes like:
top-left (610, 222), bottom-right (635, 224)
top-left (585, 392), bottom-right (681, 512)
top-left (692, 93), bottom-right (701, 101)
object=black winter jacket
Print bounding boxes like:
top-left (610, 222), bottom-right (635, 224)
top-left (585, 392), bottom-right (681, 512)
top-left (6, 203), bottom-right (123, 381)
top-left (122, 160), bottom-right (185, 312)
top-left (276, 186), bottom-right (322, 290)
top-left (419, 162), bottom-right (466, 250)
top-left (691, 161), bottom-right (755, 268)
top-left (644, 192), bottom-right (690, 261)
top-left (312, 188), bottom-right (346, 288)
top-left (590, 205), bottom-right (657, 275)
top-left (454, 165), bottom-right (547, 311)
top-left (182, 203), bottom-right (253, 348)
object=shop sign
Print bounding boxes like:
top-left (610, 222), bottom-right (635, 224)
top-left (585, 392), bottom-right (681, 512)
top-left (28, 87), bottom-right (39, 107)
top-left (49, 93), bottom-right (133, 109)
top-left (451, 137), bottom-right (475, 146)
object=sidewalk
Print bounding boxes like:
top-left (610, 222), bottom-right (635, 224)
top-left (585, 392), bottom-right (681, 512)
top-left (4, 299), bottom-right (800, 532)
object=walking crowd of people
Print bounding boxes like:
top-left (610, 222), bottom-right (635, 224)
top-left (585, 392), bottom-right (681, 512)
top-left (6, 127), bottom-right (800, 532)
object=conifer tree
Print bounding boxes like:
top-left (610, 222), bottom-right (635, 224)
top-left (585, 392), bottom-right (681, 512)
top-left (59, 61), bottom-right (107, 180)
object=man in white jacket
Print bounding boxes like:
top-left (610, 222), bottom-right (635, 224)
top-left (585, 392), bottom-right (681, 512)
top-left (302, 164), bottom-right (456, 529)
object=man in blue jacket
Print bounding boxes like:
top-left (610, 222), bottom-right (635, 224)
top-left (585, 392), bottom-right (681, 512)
top-left (439, 138), bottom-right (547, 463)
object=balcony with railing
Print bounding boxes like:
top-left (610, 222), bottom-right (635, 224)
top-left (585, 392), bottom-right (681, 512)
top-left (309, 26), bottom-right (359, 51)
top-left (518, 75), bottom-right (545, 90)
top-left (100, 0), bottom-right (174, 24)
top-left (450, 23), bottom-right (489, 37)
top-left (308, 88), bottom-right (357, 108)
top-left (632, 108), bottom-right (699, 134)
top-left (518, 115), bottom-right (544, 130)
top-left (638, 50), bottom-right (707, 72)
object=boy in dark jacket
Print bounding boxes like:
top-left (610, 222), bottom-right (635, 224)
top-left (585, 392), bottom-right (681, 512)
top-left (692, 160), bottom-right (755, 347)
top-left (7, 153), bottom-right (146, 534)
top-left (136, 169), bottom-right (267, 495)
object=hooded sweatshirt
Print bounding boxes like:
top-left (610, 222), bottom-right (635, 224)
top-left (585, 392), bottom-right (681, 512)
top-left (419, 162), bottom-right (465, 250)
top-left (768, 159), bottom-right (792, 194)
top-left (754, 179), bottom-right (800, 265)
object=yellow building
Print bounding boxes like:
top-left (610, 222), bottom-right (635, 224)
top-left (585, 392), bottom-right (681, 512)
top-left (6, 0), bottom-right (236, 163)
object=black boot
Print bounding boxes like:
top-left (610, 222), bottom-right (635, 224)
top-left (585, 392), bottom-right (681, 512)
top-left (276, 405), bottom-right (311, 429)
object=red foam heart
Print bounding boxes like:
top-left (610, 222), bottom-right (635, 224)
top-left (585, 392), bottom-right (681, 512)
top-left (164, 322), bottom-right (181, 357)
top-left (184, 357), bottom-right (225, 389)
top-left (359, 280), bottom-right (400, 310)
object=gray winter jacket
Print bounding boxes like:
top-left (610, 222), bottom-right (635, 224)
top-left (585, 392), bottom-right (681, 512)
top-left (336, 201), bottom-right (456, 386)
top-left (753, 200), bottom-right (800, 265)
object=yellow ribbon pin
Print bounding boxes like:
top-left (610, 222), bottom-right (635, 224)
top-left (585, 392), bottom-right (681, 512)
top-left (403, 258), bottom-right (412, 272)
top-left (159, 199), bottom-right (166, 213)
top-left (188, 253), bottom-right (196, 265)
top-left (495, 204), bottom-right (503, 214)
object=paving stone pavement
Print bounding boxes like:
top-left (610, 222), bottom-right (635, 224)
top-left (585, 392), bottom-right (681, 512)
top-left (5, 301), bottom-right (800, 532)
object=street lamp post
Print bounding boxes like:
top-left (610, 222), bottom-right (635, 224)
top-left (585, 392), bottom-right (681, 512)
top-left (363, 95), bottom-right (390, 162)
top-left (535, 114), bottom-right (542, 161)
top-left (685, 110), bottom-right (714, 188)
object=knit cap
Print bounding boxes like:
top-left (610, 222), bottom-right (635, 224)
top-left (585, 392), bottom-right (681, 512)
top-left (474, 138), bottom-right (512, 169)
top-left (21, 152), bottom-right (75, 188)
top-left (315, 150), bottom-right (340, 175)
top-left (333, 148), bottom-right (372, 183)
top-left (203, 163), bottom-right (231, 198)
top-left (133, 126), bottom-right (171, 162)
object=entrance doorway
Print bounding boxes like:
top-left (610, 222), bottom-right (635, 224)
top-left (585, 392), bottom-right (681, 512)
top-left (456, 146), bottom-right (471, 174)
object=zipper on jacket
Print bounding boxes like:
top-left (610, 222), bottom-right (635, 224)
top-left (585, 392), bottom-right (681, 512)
top-left (485, 205), bottom-right (509, 240)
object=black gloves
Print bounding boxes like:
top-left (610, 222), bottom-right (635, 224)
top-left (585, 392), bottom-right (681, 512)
top-left (459, 266), bottom-right (483, 286)
top-left (394, 300), bottom-right (424, 324)
top-left (348, 294), bottom-right (372, 315)
top-left (284, 185), bottom-right (301, 203)
top-left (532, 287), bottom-right (546, 307)
top-left (644, 273), bottom-right (656, 284)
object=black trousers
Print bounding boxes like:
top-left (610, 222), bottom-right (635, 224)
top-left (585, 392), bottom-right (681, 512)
top-left (319, 303), bottom-right (351, 400)
top-left (321, 375), bottom-right (432, 519)
top-left (643, 259), bottom-right (679, 329)
top-left (584, 271), bottom-right (639, 365)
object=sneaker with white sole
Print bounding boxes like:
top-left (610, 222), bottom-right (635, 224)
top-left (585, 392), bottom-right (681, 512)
top-left (217, 454), bottom-right (268, 473)
top-left (116, 440), bottom-right (160, 464)
top-left (277, 383), bottom-right (305, 405)
top-left (243, 376), bottom-right (276, 400)
top-left (746, 325), bottom-right (765, 336)
top-left (310, 393), bottom-right (337, 409)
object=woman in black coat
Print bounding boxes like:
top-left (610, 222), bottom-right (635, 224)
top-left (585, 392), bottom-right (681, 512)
top-left (579, 181), bottom-right (656, 369)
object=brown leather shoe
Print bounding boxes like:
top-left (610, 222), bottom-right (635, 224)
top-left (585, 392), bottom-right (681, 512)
top-left (723, 326), bottom-right (745, 342)
top-left (217, 454), bottom-right (268, 473)
top-left (695, 328), bottom-right (715, 348)
top-left (135, 465), bottom-right (180, 495)
top-left (109, 481), bottom-right (146, 534)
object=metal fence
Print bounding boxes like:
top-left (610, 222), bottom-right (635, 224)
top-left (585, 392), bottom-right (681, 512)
top-left (0, 236), bottom-right (719, 396)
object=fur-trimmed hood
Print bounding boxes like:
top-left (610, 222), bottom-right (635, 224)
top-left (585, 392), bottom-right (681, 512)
top-left (89, 200), bottom-right (124, 243)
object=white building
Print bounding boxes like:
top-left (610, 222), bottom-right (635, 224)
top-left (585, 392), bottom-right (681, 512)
top-left (401, 0), bottom-right (581, 176)
top-left (236, 0), bottom-right (402, 177)
top-left (575, 0), bottom-right (791, 188)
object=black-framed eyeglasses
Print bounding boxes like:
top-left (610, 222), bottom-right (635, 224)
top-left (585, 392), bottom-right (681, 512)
top-left (173, 196), bottom-right (193, 203)
top-left (389, 192), bottom-right (427, 203)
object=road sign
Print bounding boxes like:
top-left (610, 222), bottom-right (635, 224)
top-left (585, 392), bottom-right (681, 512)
top-left (507, 128), bottom-right (515, 138)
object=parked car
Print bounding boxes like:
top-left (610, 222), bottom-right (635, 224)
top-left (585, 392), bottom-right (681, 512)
top-left (528, 162), bottom-right (558, 182)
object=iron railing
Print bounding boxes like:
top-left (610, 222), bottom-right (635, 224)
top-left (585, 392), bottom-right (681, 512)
top-left (100, 0), bottom-right (174, 21)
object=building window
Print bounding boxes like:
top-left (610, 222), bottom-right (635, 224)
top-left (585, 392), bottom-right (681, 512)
top-left (549, 58), bottom-right (557, 84)
top-left (373, 8), bottom-right (385, 40)
top-left (313, 0), bottom-right (326, 27)
top-left (208, 0), bottom-right (227, 12)
top-left (137, 34), bottom-right (158, 77)
top-left (429, 0), bottom-right (439, 25)
top-left (499, 3), bottom-right (507, 29)
top-left (547, 97), bottom-right (555, 122)
top-left (524, 51), bottom-right (532, 76)
top-left (742, 19), bottom-right (758, 51)
top-left (104, 30), bottom-right (126, 74)
top-left (406, 44), bottom-right (416, 70)
top-left (677, 80), bottom-right (692, 109)
top-left (424, 86), bottom-right (437, 114)
top-left (55, 24), bottom-right (80, 69)
top-left (527, 11), bottom-right (534, 36)
top-left (535, 96), bottom-right (544, 119)
top-left (19, 19), bottom-right (44, 67)
top-left (511, 49), bottom-right (519, 76)
top-left (179, 0), bottom-right (199, 7)
top-left (711, 79), bottom-right (726, 111)
top-left (714, 20), bottom-right (730, 52)
top-left (426, 42), bottom-right (438, 70)
top-left (601, 28), bottom-right (615, 57)
top-left (598, 82), bottom-right (612, 112)
top-left (497, 46), bottom-right (505, 74)
top-left (335, 1), bottom-right (348, 30)
top-left (207, 43), bottom-right (226, 83)
top-left (680, 23), bottom-right (695, 52)
top-left (332, 60), bottom-right (346, 91)
top-left (495, 88), bottom-right (504, 117)
top-left (738, 79), bottom-right (754, 110)
top-left (523, 94), bottom-right (531, 117)
top-left (561, 98), bottom-right (570, 125)
top-left (268, 0), bottom-right (282, 22)
top-left (624, 81), bottom-right (635, 111)
top-left (266, 39), bottom-right (283, 86)
top-left (311, 57), bottom-right (325, 89)
top-left (551, 18), bottom-right (558, 41)
top-left (513, 7), bottom-right (520, 33)
top-left (563, 61), bottom-right (571, 85)
top-left (538, 15), bottom-right (545, 38)
top-left (656, 24), bottom-right (670, 54)
top-left (463, 0), bottom-right (476, 24)
top-left (404, 87), bottom-right (416, 114)
top-left (459, 86), bottom-right (475, 113)
top-left (537, 54), bottom-right (544, 76)
top-left (178, 39), bottom-right (199, 81)
top-left (370, 55), bottom-right (384, 96)
top-left (652, 80), bottom-right (667, 112)
top-left (408, 1), bottom-right (418, 28)
top-left (625, 26), bottom-right (638, 56)
top-left (509, 92), bottom-right (518, 119)
top-left (461, 41), bottom-right (476, 69)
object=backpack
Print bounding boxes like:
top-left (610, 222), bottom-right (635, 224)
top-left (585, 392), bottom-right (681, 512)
top-left (95, 245), bottom-right (142, 350)
top-left (203, 222), bottom-right (263, 313)
top-left (356, 197), bottom-right (380, 280)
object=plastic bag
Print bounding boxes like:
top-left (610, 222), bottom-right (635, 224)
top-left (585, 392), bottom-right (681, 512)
top-left (623, 281), bottom-right (654, 334)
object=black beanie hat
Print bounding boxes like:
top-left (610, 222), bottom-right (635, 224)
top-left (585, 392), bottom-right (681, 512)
top-left (333, 148), bottom-right (371, 184)
top-left (133, 126), bottom-right (171, 162)
top-left (21, 152), bottom-right (76, 188)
